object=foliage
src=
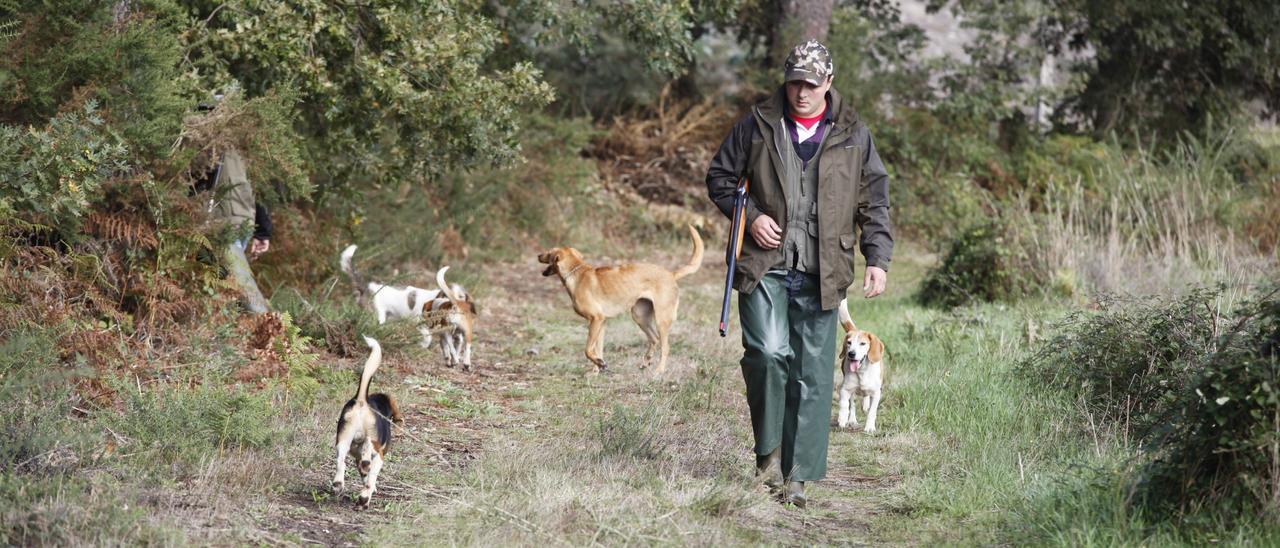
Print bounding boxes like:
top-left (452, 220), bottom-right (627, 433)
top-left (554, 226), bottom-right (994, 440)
top-left (1019, 287), bottom-right (1226, 437)
top-left (1052, 0), bottom-right (1280, 139)
top-left (0, 329), bottom-right (91, 477)
top-left (490, 0), bottom-right (743, 116)
top-left (0, 0), bottom-right (192, 160)
top-left (180, 0), bottom-right (556, 192)
top-left (270, 287), bottom-right (421, 358)
top-left (171, 89), bottom-right (311, 206)
top-left (0, 102), bottom-right (130, 237)
top-left (596, 405), bottom-right (671, 461)
top-left (917, 219), bottom-right (1046, 308)
top-left (112, 381), bottom-right (277, 469)
top-left (1135, 286), bottom-right (1280, 521)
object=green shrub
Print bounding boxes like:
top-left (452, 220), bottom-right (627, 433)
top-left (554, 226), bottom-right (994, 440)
top-left (1134, 285), bottom-right (1280, 521)
top-left (917, 219), bottom-right (1045, 308)
top-left (1019, 288), bottom-right (1224, 437)
top-left (111, 382), bottom-right (277, 471)
top-left (0, 329), bottom-right (90, 475)
top-left (0, 0), bottom-right (190, 160)
top-left (0, 102), bottom-right (130, 237)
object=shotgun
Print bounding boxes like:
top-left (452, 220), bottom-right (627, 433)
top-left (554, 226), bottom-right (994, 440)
top-left (719, 177), bottom-right (750, 337)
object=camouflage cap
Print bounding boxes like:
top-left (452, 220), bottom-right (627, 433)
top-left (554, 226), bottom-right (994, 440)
top-left (784, 40), bottom-right (834, 86)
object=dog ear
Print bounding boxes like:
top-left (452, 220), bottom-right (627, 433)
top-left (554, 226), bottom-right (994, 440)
top-left (541, 252), bottom-right (560, 277)
top-left (867, 332), bottom-right (885, 364)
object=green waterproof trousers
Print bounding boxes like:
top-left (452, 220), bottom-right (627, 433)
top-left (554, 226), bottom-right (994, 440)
top-left (739, 270), bottom-right (838, 482)
top-left (222, 240), bottom-right (270, 314)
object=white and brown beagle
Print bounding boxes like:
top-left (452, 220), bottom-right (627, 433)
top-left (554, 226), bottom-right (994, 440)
top-left (836, 298), bottom-right (887, 432)
top-left (422, 266), bottom-right (477, 370)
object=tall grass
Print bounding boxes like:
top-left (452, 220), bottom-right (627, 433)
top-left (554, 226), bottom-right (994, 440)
top-left (1027, 132), bottom-right (1275, 299)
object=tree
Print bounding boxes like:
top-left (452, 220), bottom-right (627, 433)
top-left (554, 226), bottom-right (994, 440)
top-left (776, 0), bottom-right (833, 59)
top-left (1052, 0), bottom-right (1280, 139)
top-left (179, 0), bottom-right (556, 195)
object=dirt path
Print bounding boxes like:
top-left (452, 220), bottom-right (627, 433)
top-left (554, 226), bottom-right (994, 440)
top-left (258, 246), bottom-right (905, 545)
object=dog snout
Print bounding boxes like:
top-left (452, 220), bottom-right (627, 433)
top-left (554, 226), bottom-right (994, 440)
top-left (539, 252), bottom-right (559, 276)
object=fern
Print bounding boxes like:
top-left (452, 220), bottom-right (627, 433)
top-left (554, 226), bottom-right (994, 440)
top-left (0, 0), bottom-right (17, 46)
top-left (0, 19), bottom-right (18, 46)
top-left (84, 211), bottom-right (159, 249)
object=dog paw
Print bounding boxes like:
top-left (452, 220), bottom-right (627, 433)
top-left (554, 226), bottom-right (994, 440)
top-left (863, 425), bottom-right (876, 433)
top-left (332, 480), bottom-right (344, 493)
top-left (357, 496), bottom-right (370, 509)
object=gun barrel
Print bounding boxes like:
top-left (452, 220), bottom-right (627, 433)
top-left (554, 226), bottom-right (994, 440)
top-left (719, 179), bottom-right (749, 337)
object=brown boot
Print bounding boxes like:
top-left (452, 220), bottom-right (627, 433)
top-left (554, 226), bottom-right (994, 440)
top-left (782, 479), bottom-right (806, 508)
top-left (755, 447), bottom-right (782, 490)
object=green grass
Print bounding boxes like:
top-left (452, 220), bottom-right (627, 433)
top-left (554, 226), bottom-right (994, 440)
top-left (1, 237), bottom-right (1275, 545)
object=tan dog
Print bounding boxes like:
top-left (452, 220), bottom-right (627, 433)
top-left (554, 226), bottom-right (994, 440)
top-left (836, 298), bottom-right (887, 432)
top-left (537, 225), bottom-right (703, 374)
top-left (422, 266), bottom-right (477, 370)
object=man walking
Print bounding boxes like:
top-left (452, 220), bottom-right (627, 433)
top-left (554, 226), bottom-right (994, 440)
top-left (705, 40), bottom-right (893, 507)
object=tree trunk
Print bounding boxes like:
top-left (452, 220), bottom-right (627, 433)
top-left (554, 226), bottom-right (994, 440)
top-left (774, 0), bottom-right (834, 64)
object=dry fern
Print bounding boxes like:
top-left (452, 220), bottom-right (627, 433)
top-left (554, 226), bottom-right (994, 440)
top-left (84, 211), bottom-right (159, 249)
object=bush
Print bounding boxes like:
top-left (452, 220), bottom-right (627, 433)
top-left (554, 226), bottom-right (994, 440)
top-left (1019, 287), bottom-right (1225, 437)
top-left (0, 102), bottom-right (130, 237)
top-left (0, 329), bottom-right (90, 476)
top-left (1134, 285), bottom-right (1280, 521)
top-left (111, 382), bottom-right (277, 471)
top-left (917, 219), bottom-right (1045, 308)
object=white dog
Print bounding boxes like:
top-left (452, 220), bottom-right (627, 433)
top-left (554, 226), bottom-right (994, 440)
top-left (836, 298), bottom-right (887, 432)
top-left (340, 245), bottom-right (440, 345)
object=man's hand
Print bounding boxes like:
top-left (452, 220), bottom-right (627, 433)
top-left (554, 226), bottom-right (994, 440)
top-left (249, 238), bottom-right (270, 259)
top-left (750, 214), bottom-right (782, 250)
top-left (864, 266), bottom-right (887, 298)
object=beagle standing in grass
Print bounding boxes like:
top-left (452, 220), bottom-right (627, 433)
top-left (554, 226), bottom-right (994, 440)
top-left (836, 298), bottom-right (887, 432)
top-left (333, 336), bottom-right (402, 508)
top-left (422, 266), bottom-right (477, 370)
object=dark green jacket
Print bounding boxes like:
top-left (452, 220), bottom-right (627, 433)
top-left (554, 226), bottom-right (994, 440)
top-left (706, 87), bottom-right (894, 310)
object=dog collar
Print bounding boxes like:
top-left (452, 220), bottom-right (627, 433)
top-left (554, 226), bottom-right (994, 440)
top-left (564, 263), bottom-right (588, 278)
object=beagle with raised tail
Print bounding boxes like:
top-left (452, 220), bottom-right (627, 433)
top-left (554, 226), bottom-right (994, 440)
top-left (422, 266), bottom-right (477, 370)
top-left (333, 336), bottom-right (402, 508)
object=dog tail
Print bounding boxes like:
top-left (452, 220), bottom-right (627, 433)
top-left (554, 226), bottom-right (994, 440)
top-left (838, 297), bottom-right (857, 333)
top-left (672, 224), bottom-right (704, 280)
top-left (340, 244), bottom-right (368, 295)
top-left (356, 335), bottom-right (382, 404)
top-left (435, 266), bottom-right (462, 306)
